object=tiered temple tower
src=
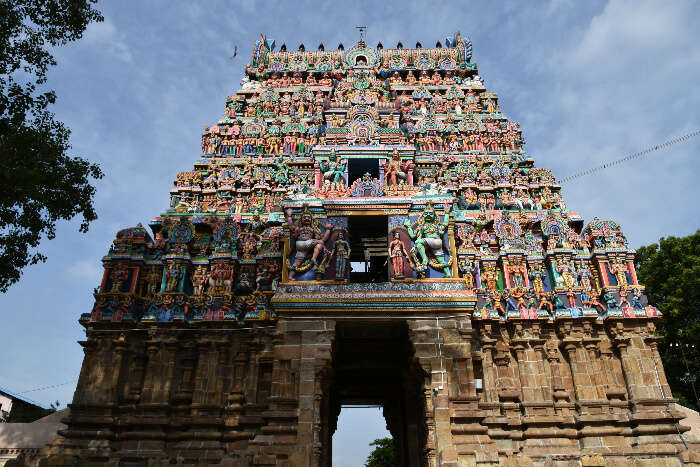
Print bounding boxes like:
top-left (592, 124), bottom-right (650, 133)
top-left (39, 33), bottom-right (699, 466)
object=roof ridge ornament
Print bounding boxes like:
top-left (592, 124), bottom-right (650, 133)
top-left (355, 26), bottom-right (367, 47)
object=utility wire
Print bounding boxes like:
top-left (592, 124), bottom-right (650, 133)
top-left (557, 130), bottom-right (700, 184)
top-left (19, 379), bottom-right (77, 394)
top-left (653, 358), bottom-right (688, 449)
top-left (675, 342), bottom-right (700, 412)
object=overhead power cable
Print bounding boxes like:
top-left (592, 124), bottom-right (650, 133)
top-left (19, 379), bottom-right (77, 394)
top-left (556, 130), bottom-right (700, 184)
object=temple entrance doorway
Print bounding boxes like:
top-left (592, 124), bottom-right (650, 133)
top-left (348, 215), bottom-right (388, 283)
top-left (322, 322), bottom-right (428, 466)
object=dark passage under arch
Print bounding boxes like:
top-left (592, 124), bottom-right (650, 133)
top-left (321, 321), bottom-right (428, 466)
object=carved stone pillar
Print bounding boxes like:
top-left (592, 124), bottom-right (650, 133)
top-left (223, 351), bottom-right (249, 446)
top-left (139, 335), bottom-right (163, 404)
top-left (406, 317), bottom-right (460, 466)
top-left (545, 338), bottom-right (574, 416)
top-left (530, 337), bottom-right (551, 403)
top-left (228, 352), bottom-right (248, 408)
top-left (107, 334), bottom-right (128, 406)
top-left (598, 338), bottom-right (628, 406)
top-left (479, 333), bottom-right (499, 404)
top-left (560, 327), bottom-right (607, 407)
top-left (123, 347), bottom-right (145, 404)
top-left (173, 341), bottom-right (196, 405)
top-left (583, 336), bottom-right (607, 400)
top-left (493, 340), bottom-right (521, 405)
top-left (424, 386), bottom-right (437, 467)
top-left (158, 336), bottom-right (179, 404)
top-left (72, 337), bottom-right (99, 405)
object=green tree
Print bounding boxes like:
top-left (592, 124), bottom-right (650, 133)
top-left (0, 0), bottom-right (104, 292)
top-left (635, 230), bottom-right (700, 410)
top-left (364, 437), bottom-right (396, 467)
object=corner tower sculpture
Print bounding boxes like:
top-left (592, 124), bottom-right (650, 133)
top-left (41, 33), bottom-right (698, 466)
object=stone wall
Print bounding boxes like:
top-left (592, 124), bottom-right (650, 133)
top-left (28, 315), bottom-right (700, 466)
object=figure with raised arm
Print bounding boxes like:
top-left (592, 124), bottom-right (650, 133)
top-left (286, 205), bottom-right (333, 280)
top-left (319, 148), bottom-right (346, 184)
top-left (403, 202), bottom-right (452, 277)
top-left (383, 148), bottom-right (412, 185)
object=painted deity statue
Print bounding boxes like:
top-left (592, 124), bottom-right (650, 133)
top-left (629, 287), bottom-right (644, 309)
top-left (209, 262), bottom-right (234, 293)
top-left (272, 156), bottom-right (290, 186)
top-left (164, 263), bottom-right (185, 292)
top-left (609, 257), bottom-right (629, 288)
top-left (109, 264), bottom-right (129, 292)
top-left (319, 149), bottom-right (346, 184)
top-left (286, 206), bottom-right (333, 280)
top-left (577, 263), bottom-right (595, 294)
top-left (404, 203), bottom-right (452, 277)
top-left (482, 290), bottom-right (505, 318)
top-left (458, 257), bottom-right (476, 289)
top-left (383, 149), bottom-right (411, 185)
top-left (555, 258), bottom-right (577, 288)
top-left (144, 267), bottom-right (162, 296)
top-left (191, 265), bottom-right (207, 295)
top-left (481, 264), bottom-right (498, 292)
top-left (388, 231), bottom-right (410, 279)
top-left (329, 230), bottom-right (350, 280)
top-left (529, 263), bottom-right (547, 294)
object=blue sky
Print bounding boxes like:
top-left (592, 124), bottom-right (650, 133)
top-left (1, 1), bottom-right (699, 465)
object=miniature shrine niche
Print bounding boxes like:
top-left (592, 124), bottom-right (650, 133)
top-left (41, 31), bottom-right (698, 467)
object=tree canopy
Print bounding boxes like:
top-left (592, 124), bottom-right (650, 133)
top-left (635, 230), bottom-right (700, 410)
top-left (364, 437), bottom-right (396, 467)
top-left (0, 0), bottom-right (104, 292)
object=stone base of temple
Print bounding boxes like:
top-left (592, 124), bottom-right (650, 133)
top-left (17, 311), bottom-right (699, 466)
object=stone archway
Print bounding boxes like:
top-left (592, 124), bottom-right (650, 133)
top-left (320, 321), bottom-right (429, 466)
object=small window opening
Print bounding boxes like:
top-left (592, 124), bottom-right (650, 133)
top-left (348, 215), bottom-right (388, 283)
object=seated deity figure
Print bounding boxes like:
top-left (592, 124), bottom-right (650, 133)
top-left (418, 70), bottom-right (430, 85)
top-left (404, 202), bottom-right (452, 277)
top-left (406, 71), bottom-right (417, 84)
top-left (383, 149), bottom-right (411, 185)
top-left (319, 149), bottom-right (346, 184)
top-left (319, 72), bottom-right (332, 86)
top-left (286, 206), bottom-right (333, 280)
top-left (279, 73), bottom-right (290, 87)
top-left (389, 71), bottom-right (402, 85)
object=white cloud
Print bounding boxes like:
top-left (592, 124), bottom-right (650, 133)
top-left (571, 0), bottom-right (690, 71)
top-left (83, 17), bottom-right (133, 63)
top-left (67, 258), bottom-right (103, 282)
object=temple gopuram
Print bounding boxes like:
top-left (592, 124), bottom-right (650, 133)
top-left (38, 33), bottom-right (699, 466)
